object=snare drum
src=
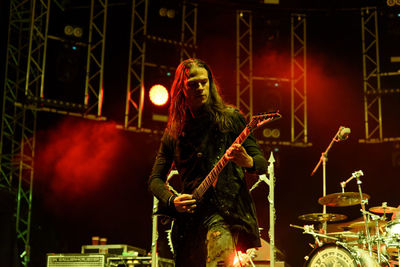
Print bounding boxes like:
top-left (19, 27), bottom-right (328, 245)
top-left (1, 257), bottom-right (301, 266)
top-left (304, 243), bottom-right (382, 267)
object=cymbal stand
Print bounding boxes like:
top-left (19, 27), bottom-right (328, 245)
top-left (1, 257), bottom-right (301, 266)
top-left (311, 127), bottom-right (346, 233)
top-left (290, 224), bottom-right (339, 246)
top-left (353, 172), bottom-right (374, 255)
top-left (361, 209), bottom-right (387, 263)
top-left (374, 216), bottom-right (383, 264)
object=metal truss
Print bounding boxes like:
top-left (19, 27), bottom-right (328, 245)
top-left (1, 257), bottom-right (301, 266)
top-left (124, 0), bottom-right (197, 130)
top-left (124, 0), bottom-right (148, 129)
top-left (236, 11), bottom-right (309, 146)
top-left (360, 7), bottom-right (400, 143)
top-left (180, 1), bottom-right (198, 60)
top-left (361, 7), bottom-right (382, 142)
top-left (236, 10), bottom-right (253, 121)
top-left (0, 0), bottom-right (50, 265)
top-left (290, 14), bottom-right (308, 144)
top-left (84, 0), bottom-right (108, 117)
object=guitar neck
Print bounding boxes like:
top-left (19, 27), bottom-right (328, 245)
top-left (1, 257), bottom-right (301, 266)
top-left (193, 126), bottom-right (251, 200)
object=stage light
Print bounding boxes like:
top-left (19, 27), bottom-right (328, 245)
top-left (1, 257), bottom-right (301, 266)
top-left (159, 8), bottom-right (167, 17)
top-left (271, 128), bottom-right (281, 138)
top-left (167, 9), bottom-right (175, 19)
top-left (263, 128), bottom-right (272, 138)
top-left (262, 128), bottom-right (280, 138)
top-left (73, 27), bottom-right (83, 38)
top-left (159, 7), bottom-right (176, 18)
top-left (387, 0), bottom-right (395, 6)
top-left (64, 25), bottom-right (83, 38)
top-left (232, 250), bottom-right (254, 266)
top-left (64, 25), bottom-right (74, 35)
top-left (149, 84), bottom-right (169, 106)
top-left (233, 251), bottom-right (245, 266)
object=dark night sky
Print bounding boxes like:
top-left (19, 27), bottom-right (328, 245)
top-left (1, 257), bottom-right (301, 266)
top-left (1, 0), bottom-right (400, 266)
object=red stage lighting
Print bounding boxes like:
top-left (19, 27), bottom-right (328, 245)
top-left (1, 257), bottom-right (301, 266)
top-left (149, 84), bottom-right (169, 106)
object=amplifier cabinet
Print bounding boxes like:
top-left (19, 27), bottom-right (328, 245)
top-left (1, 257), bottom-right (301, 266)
top-left (81, 244), bottom-right (146, 256)
top-left (106, 256), bottom-right (174, 267)
top-left (47, 254), bottom-right (105, 267)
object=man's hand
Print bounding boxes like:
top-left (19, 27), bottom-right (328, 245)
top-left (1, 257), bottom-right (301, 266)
top-left (174, 194), bottom-right (197, 213)
top-left (226, 144), bottom-right (254, 168)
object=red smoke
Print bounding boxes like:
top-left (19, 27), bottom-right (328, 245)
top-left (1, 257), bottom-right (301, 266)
top-left (253, 50), bottom-right (291, 78)
top-left (36, 117), bottom-right (124, 202)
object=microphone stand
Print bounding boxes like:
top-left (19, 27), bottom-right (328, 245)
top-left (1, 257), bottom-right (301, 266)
top-left (249, 152), bottom-right (276, 267)
top-left (310, 127), bottom-right (344, 233)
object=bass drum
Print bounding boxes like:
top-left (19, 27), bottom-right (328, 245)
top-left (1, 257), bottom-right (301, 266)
top-left (304, 244), bottom-right (382, 267)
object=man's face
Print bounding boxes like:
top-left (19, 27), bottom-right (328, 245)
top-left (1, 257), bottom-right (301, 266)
top-left (183, 66), bottom-right (210, 112)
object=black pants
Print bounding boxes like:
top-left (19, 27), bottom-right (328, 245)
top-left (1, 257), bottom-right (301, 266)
top-left (173, 214), bottom-right (238, 267)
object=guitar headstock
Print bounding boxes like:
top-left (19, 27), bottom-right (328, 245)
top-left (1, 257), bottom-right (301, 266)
top-left (248, 111), bottom-right (281, 131)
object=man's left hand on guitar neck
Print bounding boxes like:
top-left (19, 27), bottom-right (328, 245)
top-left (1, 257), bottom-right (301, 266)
top-left (225, 143), bottom-right (254, 169)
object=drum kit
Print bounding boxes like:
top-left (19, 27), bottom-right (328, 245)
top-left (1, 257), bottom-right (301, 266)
top-left (291, 170), bottom-right (400, 267)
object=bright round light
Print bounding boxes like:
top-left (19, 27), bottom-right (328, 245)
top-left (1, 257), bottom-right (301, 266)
top-left (149, 84), bottom-right (169, 106)
top-left (159, 8), bottom-right (167, 17)
top-left (167, 9), bottom-right (176, 19)
top-left (64, 25), bottom-right (74, 36)
top-left (263, 128), bottom-right (272, 138)
top-left (271, 128), bottom-right (280, 138)
top-left (73, 27), bottom-right (83, 38)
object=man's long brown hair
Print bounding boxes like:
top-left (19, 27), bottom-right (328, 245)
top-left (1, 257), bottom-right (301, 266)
top-left (166, 58), bottom-right (234, 138)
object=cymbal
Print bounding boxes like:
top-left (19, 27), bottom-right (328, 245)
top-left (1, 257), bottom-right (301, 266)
top-left (369, 206), bottom-right (400, 214)
top-left (318, 192), bottom-right (370, 207)
top-left (348, 220), bottom-right (387, 229)
top-left (298, 213), bottom-right (348, 222)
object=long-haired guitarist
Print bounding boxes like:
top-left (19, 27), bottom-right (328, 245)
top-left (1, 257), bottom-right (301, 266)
top-left (149, 58), bottom-right (268, 266)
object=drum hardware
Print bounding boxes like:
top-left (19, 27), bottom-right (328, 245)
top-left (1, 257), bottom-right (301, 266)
top-left (316, 170), bottom-right (369, 207)
top-left (290, 224), bottom-right (339, 247)
top-left (358, 206), bottom-right (389, 262)
top-left (384, 219), bottom-right (400, 265)
top-left (297, 157), bottom-right (400, 266)
top-left (298, 212), bottom-right (348, 222)
top-left (339, 170), bottom-right (364, 193)
top-left (326, 231), bottom-right (361, 243)
top-left (318, 192), bottom-right (370, 207)
top-left (370, 203), bottom-right (400, 214)
top-left (344, 170), bottom-right (376, 256)
top-left (348, 209), bottom-right (387, 231)
top-left (347, 220), bottom-right (387, 234)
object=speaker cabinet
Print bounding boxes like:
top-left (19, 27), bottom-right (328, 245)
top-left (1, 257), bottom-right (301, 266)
top-left (47, 254), bottom-right (105, 267)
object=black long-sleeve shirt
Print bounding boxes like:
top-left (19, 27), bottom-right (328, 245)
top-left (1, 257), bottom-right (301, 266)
top-left (149, 108), bottom-right (267, 249)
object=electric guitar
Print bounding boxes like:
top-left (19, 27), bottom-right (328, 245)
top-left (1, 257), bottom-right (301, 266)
top-left (157, 111), bottom-right (281, 219)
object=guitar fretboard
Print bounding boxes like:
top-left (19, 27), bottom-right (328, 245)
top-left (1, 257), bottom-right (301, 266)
top-left (192, 127), bottom-right (250, 200)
